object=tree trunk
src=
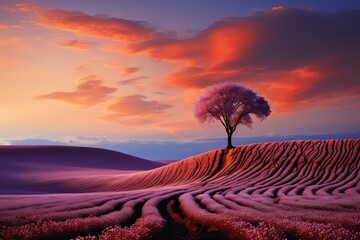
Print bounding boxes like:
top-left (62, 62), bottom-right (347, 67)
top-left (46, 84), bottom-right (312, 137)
top-left (226, 131), bottom-right (234, 149)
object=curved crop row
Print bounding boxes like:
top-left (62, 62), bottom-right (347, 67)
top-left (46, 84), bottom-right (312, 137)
top-left (0, 140), bottom-right (359, 239)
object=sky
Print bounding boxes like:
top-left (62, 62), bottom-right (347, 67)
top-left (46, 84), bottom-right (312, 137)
top-left (0, 0), bottom-right (359, 159)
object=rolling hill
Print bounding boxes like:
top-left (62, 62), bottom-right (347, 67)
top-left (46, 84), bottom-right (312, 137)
top-left (0, 139), bottom-right (359, 239)
top-left (0, 145), bottom-right (164, 194)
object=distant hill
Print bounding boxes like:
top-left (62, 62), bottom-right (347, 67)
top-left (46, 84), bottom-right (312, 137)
top-left (0, 145), bottom-right (164, 194)
top-left (0, 145), bottom-right (164, 170)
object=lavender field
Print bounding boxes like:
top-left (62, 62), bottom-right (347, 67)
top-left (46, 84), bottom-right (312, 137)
top-left (1, 139), bottom-right (359, 239)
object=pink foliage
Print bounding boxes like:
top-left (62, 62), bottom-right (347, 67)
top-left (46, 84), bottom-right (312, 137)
top-left (194, 82), bottom-right (271, 148)
top-left (194, 82), bottom-right (271, 127)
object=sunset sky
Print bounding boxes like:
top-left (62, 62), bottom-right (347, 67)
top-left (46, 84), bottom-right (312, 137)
top-left (1, 0), bottom-right (359, 159)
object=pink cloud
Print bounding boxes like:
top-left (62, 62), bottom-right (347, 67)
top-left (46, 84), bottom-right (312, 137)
top-left (105, 64), bottom-right (141, 75)
top-left (36, 75), bottom-right (117, 107)
top-left (74, 64), bottom-right (92, 72)
top-left (272, 6), bottom-right (285, 11)
top-left (0, 24), bottom-right (22, 29)
top-left (126, 8), bottom-right (360, 111)
top-left (54, 39), bottom-right (96, 51)
top-left (106, 94), bottom-right (172, 117)
top-left (36, 9), bottom-right (156, 42)
top-left (126, 36), bottom-right (208, 64)
top-left (122, 67), bottom-right (140, 75)
top-left (0, 2), bottom-right (36, 13)
top-left (118, 76), bottom-right (148, 85)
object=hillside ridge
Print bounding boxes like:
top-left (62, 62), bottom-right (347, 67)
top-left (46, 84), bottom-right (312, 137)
top-left (54, 139), bottom-right (360, 194)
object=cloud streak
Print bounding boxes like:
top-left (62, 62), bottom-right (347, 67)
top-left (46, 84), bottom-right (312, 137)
top-left (118, 76), bottom-right (148, 85)
top-left (106, 94), bottom-right (172, 117)
top-left (0, 24), bottom-right (22, 29)
top-left (36, 9), bottom-right (156, 42)
top-left (54, 39), bottom-right (96, 51)
top-left (0, 2), bottom-right (36, 13)
top-left (74, 64), bottom-right (92, 72)
top-left (36, 75), bottom-right (117, 107)
top-left (105, 64), bottom-right (141, 75)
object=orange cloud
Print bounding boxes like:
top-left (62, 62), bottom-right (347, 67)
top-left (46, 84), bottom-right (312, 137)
top-left (36, 75), bottom-right (117, 107)
top-left (105, 64), bottom-right (141, 75)
top-left (74, 64), bottom-right (92, 72)
top-left (0, 24), bottom-right (22, 29)
top-left (0, 2), bottom-right (37, 13)
top-left (122, 67), bottom-right (140, 75)
top-left (250, 67), bottom-right (323, 111)
top-left (126, 18), bottom-right (259, 66)
top-left (272, 6), bottom-right (285, 11)
top-left (126, 36), bottom-right (207, 64)
top-left (127, 8), bottom-right (360, 112)
top-left (118, 76), bottom-right (148, 85)
top-left (54, 39), bottom-right (96, 51)
top-left (106, 95), bottom-right (172, 117)
top-left (36, 9), bottom-right (156, 42)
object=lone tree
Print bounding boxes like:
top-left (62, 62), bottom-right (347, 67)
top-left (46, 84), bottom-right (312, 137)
top-left (194, 82), bottom-right (271, 149)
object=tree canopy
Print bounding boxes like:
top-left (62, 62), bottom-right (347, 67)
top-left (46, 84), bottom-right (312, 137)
top-left (194, 82), bottom-right (271, 149)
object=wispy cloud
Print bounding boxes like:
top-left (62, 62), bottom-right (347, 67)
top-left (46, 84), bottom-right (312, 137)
top-left (106, 94), bottom-right (172, 117)
top-left (74, 64), bottom-right (92, 72)
top-left (53, 39), bottom-right (96, 51)
top-left (0, 2), bottom-right (37, 13)
top-left (36, 75), bottom-right (117, 107)
top-left (0, 24), bottom-right (22, 29)
top-left (122, 66), bottom-right (140, 75)
top-left (105, 64), bottom-right (141, 75)
top-left (118, 76), bottom-right (148, 85)
top-left (272, 6), bottom-right (285, 11)
top-left (102, 94), bottom-right (173, 126)
top-left (35, 8), bottom-right (157, 42)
